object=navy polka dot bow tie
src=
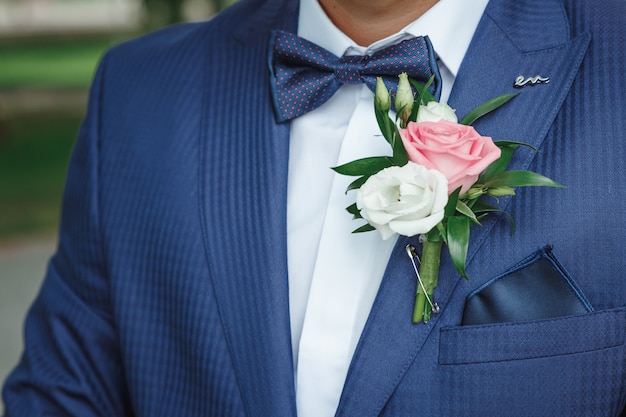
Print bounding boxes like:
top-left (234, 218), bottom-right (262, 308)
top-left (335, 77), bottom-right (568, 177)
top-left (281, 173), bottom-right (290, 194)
top-left (269, 30), bottom-right (441, 123)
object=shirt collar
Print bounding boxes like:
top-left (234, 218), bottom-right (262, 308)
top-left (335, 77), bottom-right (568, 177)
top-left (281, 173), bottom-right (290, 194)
top-left (297, 0), bottom-right (355, 57)
top-left (297, 0), bottom-right (489, 78)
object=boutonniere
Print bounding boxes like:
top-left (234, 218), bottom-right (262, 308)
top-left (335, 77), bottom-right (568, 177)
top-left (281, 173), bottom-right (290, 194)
top-left (333, 73), bottom-right (563, 323)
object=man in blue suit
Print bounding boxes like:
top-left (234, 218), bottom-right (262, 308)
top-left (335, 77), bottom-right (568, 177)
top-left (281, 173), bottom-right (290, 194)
top-left (3, 0), bottom-right (626, 415)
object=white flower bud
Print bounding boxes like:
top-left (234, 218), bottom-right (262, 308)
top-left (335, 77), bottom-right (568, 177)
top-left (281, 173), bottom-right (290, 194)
top-left (395, 73), bottom-right (414, 126)
top-left (374, 77), bottom-right (391, 112)
top-left (487, 186), bottom-right (516, 197)
top-left (463, 186), bottom-right (486, 200)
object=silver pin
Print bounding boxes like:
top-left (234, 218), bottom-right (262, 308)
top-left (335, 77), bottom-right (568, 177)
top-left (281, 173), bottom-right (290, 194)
top-left (514, 74), bottom-right (550, 88)
top-left (405, 244), bottom-right (440, 314)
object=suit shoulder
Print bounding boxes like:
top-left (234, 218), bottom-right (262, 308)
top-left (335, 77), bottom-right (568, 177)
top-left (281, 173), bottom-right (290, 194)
top-left (102, 23), bottom-right (219, 75)
top-left (99, 0), bottom-right (265, 79)
top-left (561, 0), bottom-right (625, 77)
top-left (563, 0), bottom-right (626, 36)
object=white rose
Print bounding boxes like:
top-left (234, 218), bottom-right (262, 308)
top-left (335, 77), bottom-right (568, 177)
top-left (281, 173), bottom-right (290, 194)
top-left (416, 101), bottom-right (458, 123)
top-left (356, 162), bottom-right (448, 240)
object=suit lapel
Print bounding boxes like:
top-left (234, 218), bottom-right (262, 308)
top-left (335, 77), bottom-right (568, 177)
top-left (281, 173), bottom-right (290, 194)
top-left (198, 1), bottom-right (298, 415)
top-left (337, 1), bottom-right (590, 415)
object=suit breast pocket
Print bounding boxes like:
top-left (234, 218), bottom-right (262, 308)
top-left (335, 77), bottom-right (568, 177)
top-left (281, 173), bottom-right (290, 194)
top-left (436, 309), bottom-right (626, 417)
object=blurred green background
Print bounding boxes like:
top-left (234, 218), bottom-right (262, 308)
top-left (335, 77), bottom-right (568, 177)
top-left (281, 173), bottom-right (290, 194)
top-left (0, 0), bottom-right (235, 244)
top-left (0, 36), bottom-right (114, 240)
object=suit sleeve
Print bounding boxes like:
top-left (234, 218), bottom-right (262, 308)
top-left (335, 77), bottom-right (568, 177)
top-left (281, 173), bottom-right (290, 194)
top-left (1, 51), bottom-right (133, 417)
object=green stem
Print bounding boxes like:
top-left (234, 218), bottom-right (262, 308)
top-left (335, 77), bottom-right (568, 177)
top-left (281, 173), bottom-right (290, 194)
top-left (412, 239), bottom-right (443, 323)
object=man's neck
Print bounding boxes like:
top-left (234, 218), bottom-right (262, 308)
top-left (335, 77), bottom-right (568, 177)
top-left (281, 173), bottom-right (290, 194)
top-left (317, 0), bottom-right (439, 46)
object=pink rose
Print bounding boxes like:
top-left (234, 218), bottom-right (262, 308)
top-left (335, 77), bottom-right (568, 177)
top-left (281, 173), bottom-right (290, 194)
top-left (400, 121), bottom-right (501, 194)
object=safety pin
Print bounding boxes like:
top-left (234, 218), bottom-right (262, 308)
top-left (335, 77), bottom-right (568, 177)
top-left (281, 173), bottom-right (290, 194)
top-left (405, 244), bottom-right (440, 314)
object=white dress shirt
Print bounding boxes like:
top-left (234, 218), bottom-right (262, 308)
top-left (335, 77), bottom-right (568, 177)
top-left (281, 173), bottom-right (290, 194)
top-left (286, 1), bottom-right (488, 416)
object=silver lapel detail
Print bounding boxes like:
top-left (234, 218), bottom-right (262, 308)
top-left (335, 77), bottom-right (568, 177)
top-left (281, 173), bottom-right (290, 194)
top-left (514, 74), bottom-right (551, 88)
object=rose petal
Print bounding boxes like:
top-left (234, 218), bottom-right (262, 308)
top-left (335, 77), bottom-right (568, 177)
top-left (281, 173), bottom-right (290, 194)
top-left (401, 121), bottom-right (501, 194)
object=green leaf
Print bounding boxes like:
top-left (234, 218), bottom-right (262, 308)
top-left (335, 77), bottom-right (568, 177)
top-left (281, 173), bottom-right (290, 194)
top-left (410, 76), bottom-right (437, 106)
top-left (456, 200), bottom-right (480, 225)
top-left (375, 106), bottom-right (395, 145)
top-left (479, 144), bottom-right (518, 182)
top-left (332, 156), bottom-right (394, 176)
top-left (479, 140), bottom-right (541, 183)
top-left (345, 175), bottom-right (369, 192)
top-left (352, 223), bottom-right (376, 234)
top-left (447, 215), bottom-right (470, 280)
top-left (459, 93), bottom-right (518, 125)
top-left (435, 223), bottom-right (447, 243)
top-left (390, 126), bottom-right (409, 166)
top-left (472, 201), bottom-right (516, 234)
top-left (482, 170), bottom-right (565, 188)
top-left (444, 187), bottom-right (462, 218)
top-left (470, 200), bottom-right (498, 212)
top-left (346, 203), bottom-right (361, 219)
top-left (494, 140), bottom-right (539, 153)
top-left (408, 98), bottom-right (420, 123)
top-left (426, 226), bottom-right (445, 243)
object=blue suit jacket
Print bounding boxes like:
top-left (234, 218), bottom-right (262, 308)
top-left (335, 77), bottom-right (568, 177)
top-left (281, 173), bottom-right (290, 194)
top-left (3, 0), bottom-right (626, 415)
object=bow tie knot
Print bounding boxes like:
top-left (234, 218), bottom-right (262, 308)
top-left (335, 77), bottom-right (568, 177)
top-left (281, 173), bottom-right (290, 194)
top-left (269, 30), bottom-right (441, 122)
top-left (334, 55), bottom-right (368, 84)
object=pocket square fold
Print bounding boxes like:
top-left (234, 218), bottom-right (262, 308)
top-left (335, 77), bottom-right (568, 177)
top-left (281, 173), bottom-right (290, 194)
top-left (462, 246), bottom-right (593, 326)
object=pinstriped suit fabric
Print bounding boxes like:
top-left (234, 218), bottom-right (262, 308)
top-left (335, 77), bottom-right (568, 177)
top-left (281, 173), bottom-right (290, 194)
top-left (199, 23), bottom-right (296, 417)
top-left (96, 22), bottom-right (246, 417)
top-left (2, 0), bottom-right (626, 416)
